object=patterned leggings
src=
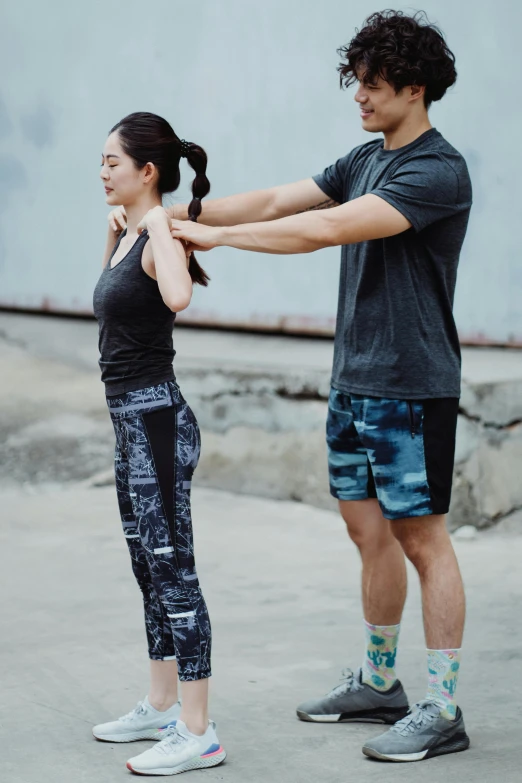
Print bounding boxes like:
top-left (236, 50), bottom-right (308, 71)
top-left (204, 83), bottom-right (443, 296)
top-left (107, 381), bottom-right (211, 681)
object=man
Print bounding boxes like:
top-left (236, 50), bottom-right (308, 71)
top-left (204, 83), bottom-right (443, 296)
top-left (130, 9), bottom-right (472, 763)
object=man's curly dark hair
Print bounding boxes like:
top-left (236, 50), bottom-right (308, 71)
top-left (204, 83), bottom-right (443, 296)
top-left (338, 10), bottom-right (457, 107)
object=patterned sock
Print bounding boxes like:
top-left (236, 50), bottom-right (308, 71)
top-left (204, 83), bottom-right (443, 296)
top-left (361, 620), bottom-right (400, 692)
top-left (426, 648), bottom-right (461, 720)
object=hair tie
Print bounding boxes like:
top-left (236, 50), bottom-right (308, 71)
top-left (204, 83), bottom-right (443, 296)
top-left (179, 139), bottom-right (191, 158)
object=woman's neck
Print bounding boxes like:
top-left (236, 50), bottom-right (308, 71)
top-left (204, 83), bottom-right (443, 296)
top-left (124, 195), bottom-right (163, 235)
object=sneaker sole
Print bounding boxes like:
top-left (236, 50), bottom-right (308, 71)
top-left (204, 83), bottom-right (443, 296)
top-left (297, 706), bottom-right (410, 725)
top-left (362, 732), bottom-right (471, 762)
top-left (127, 748), bottom-right (227, 775)
top-left (93, 728), bottom-right (164, 743)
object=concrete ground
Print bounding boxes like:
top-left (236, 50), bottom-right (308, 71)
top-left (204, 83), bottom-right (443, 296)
top-left (1, 311), bottom-right (522, 781)
top-left (2, 483), bottom-right (522, 783)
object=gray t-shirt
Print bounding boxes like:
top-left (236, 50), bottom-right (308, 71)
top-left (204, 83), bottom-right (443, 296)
top-left (314, 128), bottom-right (472, 399)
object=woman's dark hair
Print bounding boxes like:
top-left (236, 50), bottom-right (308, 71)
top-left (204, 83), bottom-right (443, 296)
top-left (110, 112), bottom-right (210, 286)
top-left (337, 10), bottom-right (457, 107)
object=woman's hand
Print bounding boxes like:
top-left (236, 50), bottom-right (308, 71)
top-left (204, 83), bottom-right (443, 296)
top-left (137, 206), bottom-right (170, 234)
top-left (108, 206), bottom-right (127, 234)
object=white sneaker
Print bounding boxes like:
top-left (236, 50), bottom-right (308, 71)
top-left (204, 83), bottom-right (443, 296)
top-left (93, 697), bottom-right (181, 742)
top-left (126, 719), bottom-right (226, 775)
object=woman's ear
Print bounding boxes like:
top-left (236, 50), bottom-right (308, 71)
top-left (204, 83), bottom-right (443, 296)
top-left (142, 162), bottom-right (157, 185)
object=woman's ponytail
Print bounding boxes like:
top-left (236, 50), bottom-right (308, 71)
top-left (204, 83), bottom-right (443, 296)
top-left (179, 140), bottom-right (210, 287)
top-left (109, 114), bottom-right (211, 287)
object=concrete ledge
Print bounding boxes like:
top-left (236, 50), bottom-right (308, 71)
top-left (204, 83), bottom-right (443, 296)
top-left (182, 360), bottom-right (522, 530)
top-left (1, 313), bottom-right (521, 530)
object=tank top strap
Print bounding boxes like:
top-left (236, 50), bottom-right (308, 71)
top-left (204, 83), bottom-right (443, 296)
top-left (130, 229), bottom-right (150, 254)
top-left (106, 229), bottom-right (126, 267)
top-left (107, 228), bottom-right (150, 270)
top-left (132, 229), bottom-right (149, 261)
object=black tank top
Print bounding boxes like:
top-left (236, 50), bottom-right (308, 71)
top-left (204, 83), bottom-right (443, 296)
top-left (93, 230), bottom-right (176, 396)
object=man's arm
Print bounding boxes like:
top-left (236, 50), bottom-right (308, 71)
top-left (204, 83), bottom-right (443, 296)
top-left (167, 178), bottom-right (338, 226)
top-left (170, 194), bottom-right (411, 254)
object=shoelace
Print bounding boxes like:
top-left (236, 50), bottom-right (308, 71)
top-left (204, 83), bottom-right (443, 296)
top-left (119, 701), bottom-right (148, 722)
top-left (155, 725), bottom-right (190, 755)
top-left (391, 700), bottom-right (440, 736)
top-left (327, 668), bottom-right (364, 699)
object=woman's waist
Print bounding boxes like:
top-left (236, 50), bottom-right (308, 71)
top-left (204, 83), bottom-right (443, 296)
top-left (106, 378), bottom-right (184, 416)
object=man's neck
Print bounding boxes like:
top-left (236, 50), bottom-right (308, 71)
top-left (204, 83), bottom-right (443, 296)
top-left (382, 116), bottom-right (433, 151)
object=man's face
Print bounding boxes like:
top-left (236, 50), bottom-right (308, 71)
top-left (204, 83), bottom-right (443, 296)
top-left (354, 73), bottom-right (415, 133)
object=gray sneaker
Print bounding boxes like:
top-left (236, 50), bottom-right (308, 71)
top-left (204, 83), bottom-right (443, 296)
top-left (362, 700), bottom-right (470, 762)
top-left (296, 668), bottom-right (409, 724)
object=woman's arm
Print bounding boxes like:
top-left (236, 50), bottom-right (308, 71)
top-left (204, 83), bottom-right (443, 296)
top-left (102, 222), bottom-right (121, 267)
top-left (141, 206), bottom-right (193, 312)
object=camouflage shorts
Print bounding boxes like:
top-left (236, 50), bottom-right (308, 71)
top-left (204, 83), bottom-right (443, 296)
top-left (326, 388), bottom-right (459, 520)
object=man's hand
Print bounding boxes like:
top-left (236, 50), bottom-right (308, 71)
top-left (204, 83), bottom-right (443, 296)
top-left (170, 219), bottom-right (221, 252)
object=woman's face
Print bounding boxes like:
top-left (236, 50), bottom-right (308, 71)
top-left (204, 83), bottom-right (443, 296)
top-left (100, 132), bottom-right (146, 207)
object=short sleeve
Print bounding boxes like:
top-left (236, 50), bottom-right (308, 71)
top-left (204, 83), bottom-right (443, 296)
top-left (313, 153), bottom-right (352, 204)
top-left (371, 153), bottom-right (471, 232)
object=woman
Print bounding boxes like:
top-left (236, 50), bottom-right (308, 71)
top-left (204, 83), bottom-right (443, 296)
top-left (92, 112), bottom-right (226, 776)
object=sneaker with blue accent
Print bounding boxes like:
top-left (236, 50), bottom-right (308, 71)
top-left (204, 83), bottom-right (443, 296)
top-left (362, 700), bottom-right (470, 762)
top-left (92, 697), bottom-right (180, 742)
top-left (126, 719), bottom-right (226, 776)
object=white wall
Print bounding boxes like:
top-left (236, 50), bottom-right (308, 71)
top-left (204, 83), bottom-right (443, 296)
top-left (0, 0), bottom-right (520, 343)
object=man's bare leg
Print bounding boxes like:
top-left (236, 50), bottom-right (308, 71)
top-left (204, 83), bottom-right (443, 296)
top-left (392, 514), bottom-right (465, 649)
top-left (339, 499), bottom-right (407, 625)
top-left (391, 514), bottom-right (466, 721)
top-left (296, 499), bottom-right (410, 722)
top-left (362, 515), bottom-right (470, 760)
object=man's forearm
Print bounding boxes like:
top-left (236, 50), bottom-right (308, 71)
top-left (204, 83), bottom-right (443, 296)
top-left (168, 188), bottom-right (277, 226)
top-left (170, 194), bottom-right (411, 255)
top-left (167, 178), bottom-right (334, 227)
top-left (207, 195), bottom-right (411, 254)
top-left (216, 211), bottom-right (334, 255)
